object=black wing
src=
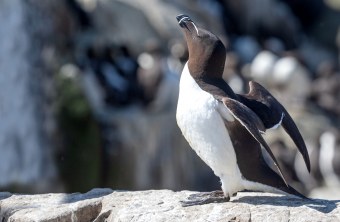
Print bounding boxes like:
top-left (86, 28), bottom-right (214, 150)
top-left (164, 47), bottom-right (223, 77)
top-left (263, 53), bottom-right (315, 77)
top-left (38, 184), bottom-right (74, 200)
top-left (222, 97), bottom-right (288, 186)
top-left (238, 81), bottom-right (310, 172)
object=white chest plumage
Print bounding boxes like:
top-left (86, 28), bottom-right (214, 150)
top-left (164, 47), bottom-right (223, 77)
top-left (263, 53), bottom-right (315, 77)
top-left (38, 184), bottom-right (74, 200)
top-left (176, 63), bottom-right (243, 196)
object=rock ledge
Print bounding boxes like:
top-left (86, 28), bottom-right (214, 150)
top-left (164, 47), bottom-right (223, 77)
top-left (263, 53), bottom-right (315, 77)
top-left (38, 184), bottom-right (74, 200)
top-left (0, 189), bottom-right (339, 221)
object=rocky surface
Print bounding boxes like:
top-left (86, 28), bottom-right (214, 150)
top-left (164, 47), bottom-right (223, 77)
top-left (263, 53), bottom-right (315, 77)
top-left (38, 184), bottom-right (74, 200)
top-left (0, 189), bottom-right (339, 222)
top-left (1, 0), bottom-right (340, 202)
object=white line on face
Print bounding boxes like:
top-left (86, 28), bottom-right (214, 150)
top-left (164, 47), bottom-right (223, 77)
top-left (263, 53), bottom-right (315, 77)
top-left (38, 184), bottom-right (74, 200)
top-left (190, 22), bottom-right (199, 36)
top-left (179, 17), bottom-right (199, 36)
top-left (178, 16), bottom-right (189, 24)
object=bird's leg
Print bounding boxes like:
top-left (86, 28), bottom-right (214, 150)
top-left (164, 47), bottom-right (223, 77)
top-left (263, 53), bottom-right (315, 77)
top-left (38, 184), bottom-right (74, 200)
top-left (180, 190), bottom-right (230, 207)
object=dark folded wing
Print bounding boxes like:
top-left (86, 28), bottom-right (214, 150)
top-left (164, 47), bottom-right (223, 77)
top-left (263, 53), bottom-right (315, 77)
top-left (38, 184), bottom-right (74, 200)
top-left (222, 97), bottom-right (288, 186)
top-left (281, 109), bottom-right (311, 172)
top-left (244, 81), bottom-right (310, 172)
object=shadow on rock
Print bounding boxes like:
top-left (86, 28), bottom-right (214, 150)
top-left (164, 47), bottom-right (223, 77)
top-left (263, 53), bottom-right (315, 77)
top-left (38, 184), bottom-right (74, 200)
top-left (61, 188), bottom-right (113, 204)
top-left (233, 194), bottom-right (340, 214)
top-left (0, 192), bottom-right (12, 201)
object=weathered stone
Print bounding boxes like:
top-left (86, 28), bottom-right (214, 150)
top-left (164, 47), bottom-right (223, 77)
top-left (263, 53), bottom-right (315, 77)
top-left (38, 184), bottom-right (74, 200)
top-left (0, 189), bottom-right (339, 222)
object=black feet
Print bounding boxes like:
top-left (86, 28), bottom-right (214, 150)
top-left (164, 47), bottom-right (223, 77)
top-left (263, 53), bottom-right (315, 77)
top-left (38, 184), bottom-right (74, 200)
top-left (180, 190), bottom-right (230, 207)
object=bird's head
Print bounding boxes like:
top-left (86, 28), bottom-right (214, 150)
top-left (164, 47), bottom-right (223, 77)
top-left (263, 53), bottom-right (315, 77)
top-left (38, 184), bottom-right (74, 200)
top-left (176, 14), bottom-right (226, 79)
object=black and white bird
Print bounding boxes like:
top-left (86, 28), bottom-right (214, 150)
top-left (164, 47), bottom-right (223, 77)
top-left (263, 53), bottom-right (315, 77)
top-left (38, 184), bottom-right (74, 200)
top-left (175, 15), bottom-right (310, 206)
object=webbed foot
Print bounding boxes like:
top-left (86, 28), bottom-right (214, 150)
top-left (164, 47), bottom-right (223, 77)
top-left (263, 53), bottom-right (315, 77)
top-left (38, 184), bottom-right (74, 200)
top-left (180, 190), bottom-right (230, 207)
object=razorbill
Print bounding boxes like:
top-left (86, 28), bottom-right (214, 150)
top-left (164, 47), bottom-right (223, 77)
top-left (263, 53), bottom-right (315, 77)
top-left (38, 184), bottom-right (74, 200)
top-left (175, 14), bottom-right (310, 206)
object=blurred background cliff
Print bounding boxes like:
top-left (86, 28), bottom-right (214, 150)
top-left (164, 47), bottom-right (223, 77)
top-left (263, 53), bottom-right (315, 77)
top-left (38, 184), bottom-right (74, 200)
top-left (0, 0), bottom-right (339, 199)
